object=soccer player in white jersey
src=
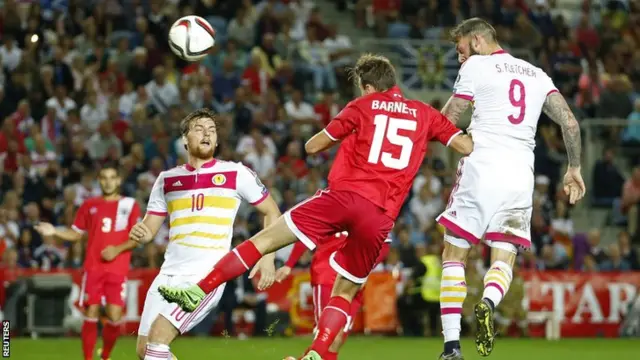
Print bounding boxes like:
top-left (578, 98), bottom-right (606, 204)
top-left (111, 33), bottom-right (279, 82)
top-left (434, 18), bottom-right (586, 360)
top-left (128, 109), bottom-right (281, 360)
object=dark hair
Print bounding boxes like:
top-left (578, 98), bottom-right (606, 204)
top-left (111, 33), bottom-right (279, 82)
top-left (99, 161), bottom-right (120, 175)
top-left (449, 17), bottom-right (497, 43)
top-left (349, 53), bottom-right (396, 92)
top-left (180, 108), bottom-right (217, 136)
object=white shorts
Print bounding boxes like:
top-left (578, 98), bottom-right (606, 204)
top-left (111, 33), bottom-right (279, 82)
top-left (137, 273), bottom-right (226, 336)
top-left (436, 154), bottom-right (533, 249)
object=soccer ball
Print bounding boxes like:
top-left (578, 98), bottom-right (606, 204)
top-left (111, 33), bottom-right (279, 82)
top-left (168, 15), bottom-right (216, 62)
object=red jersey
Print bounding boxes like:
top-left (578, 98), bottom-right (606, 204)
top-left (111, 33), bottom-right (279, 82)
top-left (286, 233), bottom-right (392, 286)
top-left (72, 196), bottom-right (141, 275)
top-left (324, 86), bottom-right (462, 219)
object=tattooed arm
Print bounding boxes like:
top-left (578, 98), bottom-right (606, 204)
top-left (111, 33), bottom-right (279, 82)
top-left (541, 92), bottom-right (581, 168)
top-left (441, 96), bottom-right (471, 125)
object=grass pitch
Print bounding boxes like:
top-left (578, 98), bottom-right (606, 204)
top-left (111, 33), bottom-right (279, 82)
top-left (9, 336), bottom-right (638, 359)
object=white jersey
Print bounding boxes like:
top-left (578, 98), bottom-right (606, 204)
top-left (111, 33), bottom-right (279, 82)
top-left (146, 159), bottom-right (269, 275)
top-left (453, 50), bottom-right (557, 169)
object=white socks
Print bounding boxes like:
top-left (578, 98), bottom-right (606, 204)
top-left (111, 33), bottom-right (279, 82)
top-left (440, 261), bottom-right (467, 342)
top-left (482, 260), bottom-right (513, 308)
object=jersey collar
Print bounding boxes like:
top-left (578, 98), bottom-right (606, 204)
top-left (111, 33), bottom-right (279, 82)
top-left (386, 86), bottom-right (403, 97)
top-left (184, 159), bottom-right (216, 171)
top-left (491, 49), bottom-right (507, 55)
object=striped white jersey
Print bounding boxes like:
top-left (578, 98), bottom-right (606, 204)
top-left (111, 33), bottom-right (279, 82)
top-left (146, 159), bottom-right (269, 275)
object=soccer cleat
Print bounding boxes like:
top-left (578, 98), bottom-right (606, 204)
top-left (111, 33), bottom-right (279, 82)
top-left (158, 283), bottom-right (206, 312)
top-left (439, 349), bottom-right (464, 360)
top-left (474, 298), bottom-right (496, 356)
top-left (96, 348), bottom-right (110, 360)
top-left (300, 350), bottom-right (322, 360)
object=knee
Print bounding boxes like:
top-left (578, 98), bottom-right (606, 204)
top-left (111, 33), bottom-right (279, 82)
top-left (329, 331), bottom-right (345, 352)
top-left (442, 234), bottom-right (471, 262)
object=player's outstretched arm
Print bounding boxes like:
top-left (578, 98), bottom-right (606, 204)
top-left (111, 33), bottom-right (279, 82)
top-left (34, 222), bottom-right (84, 242)
top-left (441, 96), bottom-right (471, 125)
top-left (542, 92), bottom-right (586, 203)
top-left (305, 129), bottom-right (336, 155)
top-left (129, 213), bottom-right (165, 244)
top-left (449, 134), bottom-right (474, 155)
top-left (542, 92), bottom-right (581, 168)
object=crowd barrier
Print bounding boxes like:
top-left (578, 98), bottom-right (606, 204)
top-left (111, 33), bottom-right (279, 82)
top-left (1, 269), bottom-right (638, 337)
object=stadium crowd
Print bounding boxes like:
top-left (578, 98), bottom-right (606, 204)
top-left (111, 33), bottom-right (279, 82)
top-left (0, 0), bottom-right (640, 334)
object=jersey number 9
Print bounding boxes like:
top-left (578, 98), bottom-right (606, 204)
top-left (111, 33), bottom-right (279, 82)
top-left (508, 79), bottom-right (526, 125)
top-left (368, 114), bottom-right (417, 170)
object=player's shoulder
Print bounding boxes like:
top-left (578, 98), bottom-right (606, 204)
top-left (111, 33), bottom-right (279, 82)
top-left (460, 55), bottom-right (488, 71)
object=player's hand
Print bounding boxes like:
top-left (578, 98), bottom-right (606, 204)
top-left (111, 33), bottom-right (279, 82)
top-left (249, 258), bottom-right (276, 291)
top-left (129, 222), bottom-right (153, 244)
top-left (563, 167), bottom-right (586, 205)
top-left (275, 266), bottom-right (292, 283)
top-left (34, 222), bottom-right (56, 237)
top-left (101, 245), bottom-right (119, 262)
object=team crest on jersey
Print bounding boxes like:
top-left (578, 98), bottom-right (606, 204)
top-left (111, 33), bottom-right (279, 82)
top-left (212, 174), bottom-right (226, 186)
top-left (90, 207), bottom-right (97, 214)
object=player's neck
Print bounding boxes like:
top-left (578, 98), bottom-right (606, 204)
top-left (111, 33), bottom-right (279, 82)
top-left (102, 194), bottom-right (121, 201)
top-left (485, 45), bottom-right (503, 55)
top-left (187, 157), bottom-right (215, 170)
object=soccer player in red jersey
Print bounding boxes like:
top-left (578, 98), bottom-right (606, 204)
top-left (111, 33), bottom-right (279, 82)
top-left (157, 54), bottom-right (474, 360)
top-left (35, 163), bottom-right (141, 360)
top-left (277, 232), bottom-right (392, 360)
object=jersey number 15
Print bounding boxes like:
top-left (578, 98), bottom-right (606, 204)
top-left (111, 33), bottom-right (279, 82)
top-left (367, 114), bottom-right (417, 170)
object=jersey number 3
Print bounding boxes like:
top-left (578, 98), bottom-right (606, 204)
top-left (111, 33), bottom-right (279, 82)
top-left (368, 114), bottom-right (417, 170)
top-left (508, 79), bottom-right (526, 125)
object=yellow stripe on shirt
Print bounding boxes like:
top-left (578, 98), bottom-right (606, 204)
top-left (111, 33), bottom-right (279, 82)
top-left (167, 196), bottom-right (238, 213)
top-left (169, 231), bottom-right (229, 242)
top-left (170, 215), bottom-right (233, 228)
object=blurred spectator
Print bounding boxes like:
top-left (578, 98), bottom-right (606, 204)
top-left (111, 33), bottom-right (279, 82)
top-left (592, 147), bottom-right (624, 207)
top-left (600, 243), bottom-right (632, 271)
top-left (617, 230), bottom-right (640, 269)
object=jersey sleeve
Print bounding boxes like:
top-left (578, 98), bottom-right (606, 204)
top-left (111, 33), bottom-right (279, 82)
top-left (429, 109), bottom-right (463, 146)
top-left (324, 101), bottom-right (361, 141)
top-left (146, 173), bottom-right (168, 216)
top-left (237, 163), bottom-right (270, 205)
top-left (541, 70), bottom-right (559, 96)
top-left (72, 202), bottom-right (90, 233)
top-left (452, 58), bottom-right (478, 101)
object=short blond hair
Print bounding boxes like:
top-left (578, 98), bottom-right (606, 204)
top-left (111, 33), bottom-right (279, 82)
top-left (449, 18), bottom-right (497, 43)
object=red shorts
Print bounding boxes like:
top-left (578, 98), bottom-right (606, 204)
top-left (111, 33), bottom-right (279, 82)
top-left (311, 284), bottom-right (363, 334)
top-left (284, 189), bottom-right (394, 284)
top-left (79, 270), bottom-right (127, 307)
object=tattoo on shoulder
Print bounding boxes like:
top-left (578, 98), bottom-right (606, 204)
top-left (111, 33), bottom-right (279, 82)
top-left (441, 96), bottom-right (470, 125)
top-left (542, 92), bottom-right (582, 168)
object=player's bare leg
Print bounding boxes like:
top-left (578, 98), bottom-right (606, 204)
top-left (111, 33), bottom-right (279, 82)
top-left (474, 243), bottom-right (517, 357)
top-left (97, 304), bottom-right (123, 360)
top-left (158, 216), bottom-right (298, 311)
top-left (81, 305), bottom-right (100, 360)
top-left (142, 316), bottom-right (180, 360)
top-left (439, 233), bottom-right (471, 360)
top-left (302, 275), bottom-right (360, 360)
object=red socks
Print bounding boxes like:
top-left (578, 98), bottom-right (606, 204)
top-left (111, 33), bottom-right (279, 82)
top-left (198, 241), bottom-right (262, 293)
top-left (101, 321), bottom-right (121, 359)
top-left (81, 319), bottom-right (98, 360)
top-left (308, 297), bottom-right (351, 357)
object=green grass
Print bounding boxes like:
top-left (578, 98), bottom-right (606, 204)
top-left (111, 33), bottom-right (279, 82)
top-left (8, 336), bottom-right (639, 359)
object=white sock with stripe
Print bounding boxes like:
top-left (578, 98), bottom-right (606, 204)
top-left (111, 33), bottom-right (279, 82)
top-left (482, 260), bottom-right (513, 308)
top-left (144, 343), bottom-right (171, 360)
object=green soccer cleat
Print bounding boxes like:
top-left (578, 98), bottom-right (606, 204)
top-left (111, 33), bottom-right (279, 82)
top-left (301, 350), bottom-right (322, 360)
top-left (158, 283), bottom-right (206, 312)
top-left (474, 298), bottom-right (496, 357)
top-left (439, 349), bottom-right (464, 360)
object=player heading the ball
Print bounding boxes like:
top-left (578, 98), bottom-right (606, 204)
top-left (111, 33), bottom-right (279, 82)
top-left (156, 53), bottom-right (474, 360)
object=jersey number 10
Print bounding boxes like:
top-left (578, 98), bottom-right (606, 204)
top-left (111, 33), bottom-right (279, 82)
top-left (368, 114), bottom-right (417, 170)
